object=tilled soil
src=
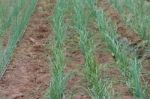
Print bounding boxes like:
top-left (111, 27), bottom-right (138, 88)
top-left (0, 0), bottom-right (55, 98)
top-left (0, 0), bottom-right (149, 99)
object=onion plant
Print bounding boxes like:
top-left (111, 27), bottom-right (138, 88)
top-left (96, 8), bottom-right (148, 99)
top-left (45, 0), bottom-right (70, 98)
top-left (0, 0), bottom-right (26, 37)
top-left (96, 9), bottom-right (130, 77)
top-left (74, 0), bottom-right (110, 98)
top-left (128, 58), bottom-right (144, 99)
top-left (86, 0), bottom-right (97, 15)
top-left (0, 0), bottom-right (38, 78)
top-left (109, 0), bottom-right (150, 42)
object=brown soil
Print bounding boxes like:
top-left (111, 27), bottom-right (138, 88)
top-left (0, 0), bottom-right (55, 98)
top-left (0, 0), bottom-right (146, 99)
top-left (66, 51), bottom-right (91, 99)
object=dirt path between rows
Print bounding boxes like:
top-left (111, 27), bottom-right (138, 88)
top-left (0, 0), bottom-right (55, 99)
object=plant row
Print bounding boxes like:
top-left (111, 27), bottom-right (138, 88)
top-left (45, 0), bottom-right (69, 99)
top-left (109, 0), bottom-right (150, 42)
top-left (0, 0), bottom-right (38, 78)
top-left (46, 0), bottom-right (149, 98)
top-left (96, 7), bottom-right (148, 99)
top-left (74, 0), bottom-right (110, 98)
